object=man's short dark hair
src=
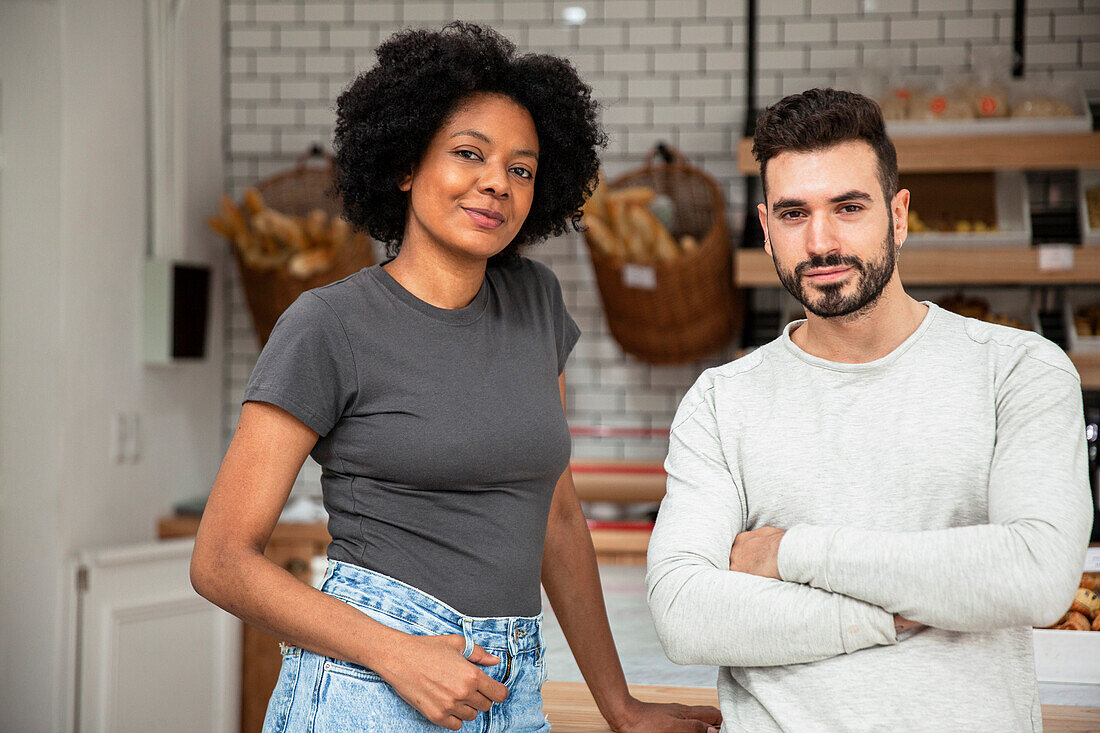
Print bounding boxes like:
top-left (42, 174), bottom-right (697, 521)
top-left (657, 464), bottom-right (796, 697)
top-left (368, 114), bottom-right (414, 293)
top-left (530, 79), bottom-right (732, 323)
top-left (752, 88), bottom-right (898, 203)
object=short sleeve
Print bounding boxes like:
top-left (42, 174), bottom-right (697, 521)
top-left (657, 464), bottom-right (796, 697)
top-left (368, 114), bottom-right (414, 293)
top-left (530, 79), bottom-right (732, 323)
top-left (530, 260), bottom-right (580, 374)
top-left (242, 291), bottom-right (358, 436)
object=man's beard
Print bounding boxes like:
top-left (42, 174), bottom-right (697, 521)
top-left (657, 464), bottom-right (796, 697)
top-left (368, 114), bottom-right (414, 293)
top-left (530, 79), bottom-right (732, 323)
top-left (773, 223), bottom-right (897, 319)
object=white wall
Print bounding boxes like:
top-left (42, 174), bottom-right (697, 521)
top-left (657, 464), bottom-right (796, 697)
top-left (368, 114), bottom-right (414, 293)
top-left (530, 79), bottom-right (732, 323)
top-left (0, 1), bottom-right (224, 729)
top-left (221, 0), bottom-right (1100, 479)
top-left (0, 3), bottom-right (66, 731)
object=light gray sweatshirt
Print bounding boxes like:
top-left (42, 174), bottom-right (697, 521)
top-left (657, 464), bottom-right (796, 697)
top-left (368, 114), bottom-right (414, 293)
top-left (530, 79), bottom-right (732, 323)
top-left (647, 303), bottom-right (1092, 732)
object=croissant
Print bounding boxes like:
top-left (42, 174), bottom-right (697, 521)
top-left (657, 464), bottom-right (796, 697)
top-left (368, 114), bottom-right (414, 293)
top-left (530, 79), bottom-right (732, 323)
top-left (1055, 612), bottom-right (1091, 631)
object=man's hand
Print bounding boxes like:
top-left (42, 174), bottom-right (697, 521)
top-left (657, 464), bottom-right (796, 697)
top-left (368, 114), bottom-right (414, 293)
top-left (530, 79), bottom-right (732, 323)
top-left (893, 614), bottom-right (925, 638)
top-left (729, 526), bottom-right (786, 579)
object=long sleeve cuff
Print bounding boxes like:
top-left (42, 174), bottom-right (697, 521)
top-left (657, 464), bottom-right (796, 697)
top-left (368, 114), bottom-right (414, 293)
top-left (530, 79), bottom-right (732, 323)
top-left (778, 524), bottom-right (837, 589)
top-left (781, 525), bottom-right (898, 652)
top-left (835, 590), bottom-right (898, 652)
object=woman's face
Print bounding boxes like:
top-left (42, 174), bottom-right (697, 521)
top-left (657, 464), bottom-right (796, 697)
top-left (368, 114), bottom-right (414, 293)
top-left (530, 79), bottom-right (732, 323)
top-left (399, 93), bottom-right (539, 262)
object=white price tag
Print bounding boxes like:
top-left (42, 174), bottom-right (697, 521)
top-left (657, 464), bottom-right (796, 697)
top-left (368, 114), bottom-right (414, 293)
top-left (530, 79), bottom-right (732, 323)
top-left (1085, 546), bottom-right (1100, 573)
top-left (1038, 244), bottom-right (1074, 271)
top-left (621, 263), bottom-right (657, 290)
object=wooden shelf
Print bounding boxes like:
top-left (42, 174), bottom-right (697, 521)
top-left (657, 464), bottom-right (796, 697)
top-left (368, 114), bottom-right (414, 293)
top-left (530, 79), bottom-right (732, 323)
top-left (571, 461), bottom-right (666, 503)
top-left (737, 132), bottom-right (1100, 174)
top-left (735, 247), bottom-right (1100, 287)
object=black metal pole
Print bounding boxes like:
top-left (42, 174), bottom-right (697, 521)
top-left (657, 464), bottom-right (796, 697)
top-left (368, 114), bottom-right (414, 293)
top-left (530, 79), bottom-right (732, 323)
top-left (1012, 0), bottom-right (1025, 77)
top-left (744, 0), bottom-right (757, 137)
top-left (741, 0), bottom-right (764, 249)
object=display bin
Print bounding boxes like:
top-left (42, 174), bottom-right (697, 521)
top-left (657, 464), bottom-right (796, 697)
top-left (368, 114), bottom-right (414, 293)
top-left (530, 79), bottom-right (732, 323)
top-left (1032, 547), bottom-right (1100, 685)
top-left (902, 171), bottom-right (1030, 248)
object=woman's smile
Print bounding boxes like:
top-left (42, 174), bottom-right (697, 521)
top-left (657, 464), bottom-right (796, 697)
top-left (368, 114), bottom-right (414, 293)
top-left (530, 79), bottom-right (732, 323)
top-left (462, 206), bottom-right (506, 230)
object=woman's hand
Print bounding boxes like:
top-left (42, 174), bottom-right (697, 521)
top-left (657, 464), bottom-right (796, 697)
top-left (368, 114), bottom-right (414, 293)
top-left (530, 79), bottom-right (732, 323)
top-left (376, 633), bottom-right (510, 731)
top-left (610, 697), bottom-right (722, 733)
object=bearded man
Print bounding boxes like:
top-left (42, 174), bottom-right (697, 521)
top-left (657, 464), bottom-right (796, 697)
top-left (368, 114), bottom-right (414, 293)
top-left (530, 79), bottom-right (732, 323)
top-left (646, 88), bottom-right (1092, 732)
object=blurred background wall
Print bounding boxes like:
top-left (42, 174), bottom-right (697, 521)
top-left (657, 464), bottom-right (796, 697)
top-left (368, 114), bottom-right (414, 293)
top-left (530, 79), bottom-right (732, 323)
top-left (219, 0), bottom-right (1099, 492)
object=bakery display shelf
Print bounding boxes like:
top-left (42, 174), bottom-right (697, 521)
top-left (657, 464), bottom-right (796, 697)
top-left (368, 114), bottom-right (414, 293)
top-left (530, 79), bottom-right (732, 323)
top-left (737, 132), bottom-right (1100, 175)
top-left (735, 247), bottom-right (1100, 287)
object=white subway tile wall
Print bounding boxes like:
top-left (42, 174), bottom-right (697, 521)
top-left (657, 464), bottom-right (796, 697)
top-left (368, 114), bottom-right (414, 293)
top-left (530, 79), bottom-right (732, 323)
top-left (221, 0), bottom-right (1099, 490)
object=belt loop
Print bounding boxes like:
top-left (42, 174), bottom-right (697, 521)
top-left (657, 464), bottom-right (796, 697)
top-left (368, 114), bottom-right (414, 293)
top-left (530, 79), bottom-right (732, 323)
top-left (461, 618), bottom-right (475, 659)
top-left (316, 559), bottom-right (337, 590)
top-left (507, 618), bottom-right (519, 657)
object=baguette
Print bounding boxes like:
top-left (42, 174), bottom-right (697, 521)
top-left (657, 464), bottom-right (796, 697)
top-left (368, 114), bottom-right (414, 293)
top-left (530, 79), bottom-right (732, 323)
top-left (242, 187), bottom-right (266, 216)
top-left (582, 171), bottom-right (610, 223)
top-left (609, 186), bottom-right (657, 207)
top-left (329, 217), bottom-right (352, 251)
top-left (288, 248), bottom-right (335, 279)
top-left (584, 215), bottom-right (623, 258)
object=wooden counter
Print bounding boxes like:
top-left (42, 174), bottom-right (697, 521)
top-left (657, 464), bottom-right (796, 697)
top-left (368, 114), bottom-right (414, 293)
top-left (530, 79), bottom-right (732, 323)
top-left (542, 681), bottom-right (1100, 732)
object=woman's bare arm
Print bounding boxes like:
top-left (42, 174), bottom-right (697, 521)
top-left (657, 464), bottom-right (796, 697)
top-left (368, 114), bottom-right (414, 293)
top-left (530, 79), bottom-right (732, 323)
top-left (190, 401), bottom-right (507, 730)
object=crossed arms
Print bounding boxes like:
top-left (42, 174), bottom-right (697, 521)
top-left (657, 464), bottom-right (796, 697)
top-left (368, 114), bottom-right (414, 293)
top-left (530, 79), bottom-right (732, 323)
top-left (646, 366), bottom-right (1092, 668)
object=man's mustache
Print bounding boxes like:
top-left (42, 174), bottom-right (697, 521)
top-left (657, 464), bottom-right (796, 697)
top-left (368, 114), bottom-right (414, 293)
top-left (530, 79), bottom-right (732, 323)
top-left (793, 254), bottom-right (864, 278)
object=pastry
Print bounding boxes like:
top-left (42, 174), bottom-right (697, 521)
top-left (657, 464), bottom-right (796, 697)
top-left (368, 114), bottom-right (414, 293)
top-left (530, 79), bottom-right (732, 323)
top-left (1054, 611), bottom-right (1091, 631)
top-left (1070, 587), bottom-right (1100, 619)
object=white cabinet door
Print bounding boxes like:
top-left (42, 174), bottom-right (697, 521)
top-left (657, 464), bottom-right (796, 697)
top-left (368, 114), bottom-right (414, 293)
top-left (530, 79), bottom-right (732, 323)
top-left (73, 538), bottom-right (240, 733)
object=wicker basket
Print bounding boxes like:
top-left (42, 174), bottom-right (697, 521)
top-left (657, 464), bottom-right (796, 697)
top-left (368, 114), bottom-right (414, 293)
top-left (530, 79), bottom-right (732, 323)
top-left (232, 148), bottom-right (375, 347)
top-left (584, 145), bottom-right (740, 364)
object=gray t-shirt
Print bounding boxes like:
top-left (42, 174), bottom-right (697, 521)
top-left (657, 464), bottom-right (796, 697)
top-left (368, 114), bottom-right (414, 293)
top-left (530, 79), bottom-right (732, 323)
top-left (647, 303), bottom-right (1092, 732)
top-left (244, 257), bottom-right (580, 617)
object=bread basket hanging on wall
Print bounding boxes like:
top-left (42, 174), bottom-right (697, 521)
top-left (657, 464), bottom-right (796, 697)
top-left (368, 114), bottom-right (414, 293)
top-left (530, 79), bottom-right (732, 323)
top-left (582, 144), bottom-right (740, 364)
top-left (214, 147), bottom-right (376, 347)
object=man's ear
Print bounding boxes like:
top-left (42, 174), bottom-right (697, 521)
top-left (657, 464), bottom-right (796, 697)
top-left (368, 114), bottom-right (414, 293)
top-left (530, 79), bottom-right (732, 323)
top-left (757, 203), bottom-right (771, 256)
top-left (891, 188), bottom-right (910, 248)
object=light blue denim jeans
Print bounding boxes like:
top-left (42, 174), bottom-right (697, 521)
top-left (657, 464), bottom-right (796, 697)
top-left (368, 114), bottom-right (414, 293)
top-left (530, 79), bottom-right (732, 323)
top-left (262, 560), bottom-right (551, 733)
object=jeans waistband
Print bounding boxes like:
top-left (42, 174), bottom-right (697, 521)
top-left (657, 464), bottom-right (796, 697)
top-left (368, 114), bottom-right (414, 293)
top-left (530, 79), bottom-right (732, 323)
top-left (321, 560), bottom-right (543, 656)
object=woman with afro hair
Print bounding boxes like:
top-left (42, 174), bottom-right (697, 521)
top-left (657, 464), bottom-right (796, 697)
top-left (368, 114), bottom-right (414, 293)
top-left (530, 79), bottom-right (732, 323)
top-left (191, 22), bottom-right (720, 733)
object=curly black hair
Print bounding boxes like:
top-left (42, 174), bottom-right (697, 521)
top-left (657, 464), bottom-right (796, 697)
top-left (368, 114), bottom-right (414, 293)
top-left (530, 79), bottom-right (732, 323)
top-left (333, 23), bottom-right (607, 261)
